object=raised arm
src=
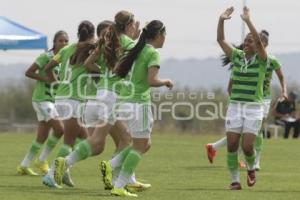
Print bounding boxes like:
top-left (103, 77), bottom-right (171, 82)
top-left (240, 7), bottom-right (267, 61)
top-left (217, 7), bottom-right (234, 58)
top-left (275, 68), bottom-right (288, 99)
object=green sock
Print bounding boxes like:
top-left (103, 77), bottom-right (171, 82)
top-left (21, 141), bottom-right (43, 167)
top-left (38, 134), bottom-right (60, 161)
top-left (57, 144), bottom-right (72, 158)
top-left (227, 152), bottom-right (239, 183)
top-left (65, 140), bottom-right (92, 167)
top-left (245, 153), bottom-right (256, 170)
top-left (46, 134), bottom-right (59, 149)
top-left (74, 140), bottom-right (92, 160)
top-left (255, 130), bottom-right (263, 153)
top-left (74, 137), bottom-right (84, 149)
top-left (110, 146), bottom-right (132, 169)
top-left (115, 149), bottom-right (142, 188)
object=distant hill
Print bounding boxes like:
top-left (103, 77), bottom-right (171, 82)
top-left (1, 52), bottom-right (299, 89)
top-left (160, 52), bottom-right (300, 89)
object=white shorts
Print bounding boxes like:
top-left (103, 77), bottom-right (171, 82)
top-left (83, 100), bottom-right (99, 128)
top-left (95, 90), bottom-right (118, 125)
top-left (55, 99), bottom-right (84, 120)
top-left (32, 101), bottom-right (59, 122)
top-left (117, 103), bottom-right (153, 138)
top-left (263, 99), bottom-right (271, 118)
top-left (225, 102), bottom-right (263, 135)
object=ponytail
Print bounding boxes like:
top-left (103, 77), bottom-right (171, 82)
top-left (114, 31), bottom-right (147, 78)
top-left (114, 20), bottom-right (165, 78)
top-left (221, 43), bottom-right (244, 69)
top-left (97, 25), bottom-right (122, 70)
top-left (70, 20), bottom-right (95, 65)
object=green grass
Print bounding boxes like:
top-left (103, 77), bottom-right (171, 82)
top-left (0, 133), bottom-right (300, 200)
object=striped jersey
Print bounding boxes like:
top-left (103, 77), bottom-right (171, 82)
top-left (229, 48), bottom-right (267, 103)
top-left (263, 55), bottom-right (281, 99)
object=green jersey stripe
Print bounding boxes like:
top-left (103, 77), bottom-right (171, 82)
top-left (231, 89), bottom-right (256, 95)
top-left (232, 80), bottom-right (258, 86)
top-left (231, 97), bottom-right (256, 102)
top-left (233, 71), bottom-right (259, 77)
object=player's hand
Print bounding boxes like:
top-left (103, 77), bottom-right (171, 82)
top-left (220, 7), bottom-right (234, 21)
top-left (164, 79), bottom-right (174, 90)
top-left (240, 6), bottom-right (250, 22)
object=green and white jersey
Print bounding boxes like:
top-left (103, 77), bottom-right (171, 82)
top-left (229, 48), bottom-right (267, 103)
top-left (54, 44), bottom-right (88, 102)
top-left (119, 44), bottom-right (160, 104)
top-left (96, 34), bottom-right (135, 94)
top-left (32, 51), bottom-right (60, 102)
top-left (263, 55), bottom-right (281, 99)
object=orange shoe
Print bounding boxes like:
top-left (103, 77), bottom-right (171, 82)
top-left (205, 144), bottom-right (216, 164)
top-left (239, 161), bottom-right (246, 169)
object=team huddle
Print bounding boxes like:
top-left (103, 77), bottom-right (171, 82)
top-left (16, 7), bottom-right (287, 197)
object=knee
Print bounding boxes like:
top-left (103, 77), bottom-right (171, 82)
top-left (227, 142), bottom-right (239, 153)
top-left (242, 144), bottom-right (254, 156)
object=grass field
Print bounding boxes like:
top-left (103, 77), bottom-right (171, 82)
top-left (0, 132), bottom-right (300, 200)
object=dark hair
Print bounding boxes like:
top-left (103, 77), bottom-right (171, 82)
top-left (260, 29), bottom-right (269, 46)
top-left (97, 25), bottom-right (122, 70)
top-left (114, 20), bottom-right (165, 78)
top-left (221, 43), bottom-right (244, 68)
top-left (114, 10), bottom-right (134, 33)
top-left (97, 20), bottom-right (114, 37)
top-left (77, 20), bottom-right (95, 42)
top-left (70, 20), bottom-right (95, 65)
top-left (221, 30), bottom-right (269, 69)
top-left (51, 30), bottom-right (68, 50)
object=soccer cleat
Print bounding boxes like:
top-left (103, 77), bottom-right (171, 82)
top-left (229, 182), bottom-right (242, 190)
top-left (239, 161), bottom-right (246, 169)
top-left (100, 161), bottom-right (113, 190)
top-left (111, 187), bottom-right (138, 197)
top-left (54, 157), bottom-right (67, 186)
top-left (247, 170), bottom-right (256, 187)
top-left (42, 174), bottom-right (62, 188)
top-left (125, 181), bottom-right (151, 193)
top-left (62, 169), bottom-right (75, 187)
top-left (34, 160), bottom-right (49, 175)
top-left (17, 166), bottom-right (39, 176)
top-left (205, 144), bottom-right (216, 164)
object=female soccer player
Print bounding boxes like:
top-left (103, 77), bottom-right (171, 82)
top-left (52, 11), bottom-right (146, 191)
top-left (217, 6), bottom-right (268, 190)
top-left (83, 20), bottom-right (130, 150)
top-left (17, 31), bottom-right (69, 176)
top-left (100, 20), bottom-right (173, 197)
top-left (42, 20), bottom-right (94, 188)
top-left (206, 31), bottom-right (287, 171)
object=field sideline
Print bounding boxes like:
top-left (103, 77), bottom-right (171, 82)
top-left (0, 133), bottom-right (300, 200)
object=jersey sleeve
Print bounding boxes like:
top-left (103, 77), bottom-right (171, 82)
top-left (230, 48), bottom-right (243, 64)
top-left (34, 53), bottom-right (49, 69)
top-left (270, 57), bottom-right (281, 70)
top-left (148, 50), bottom-right (160, 68)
